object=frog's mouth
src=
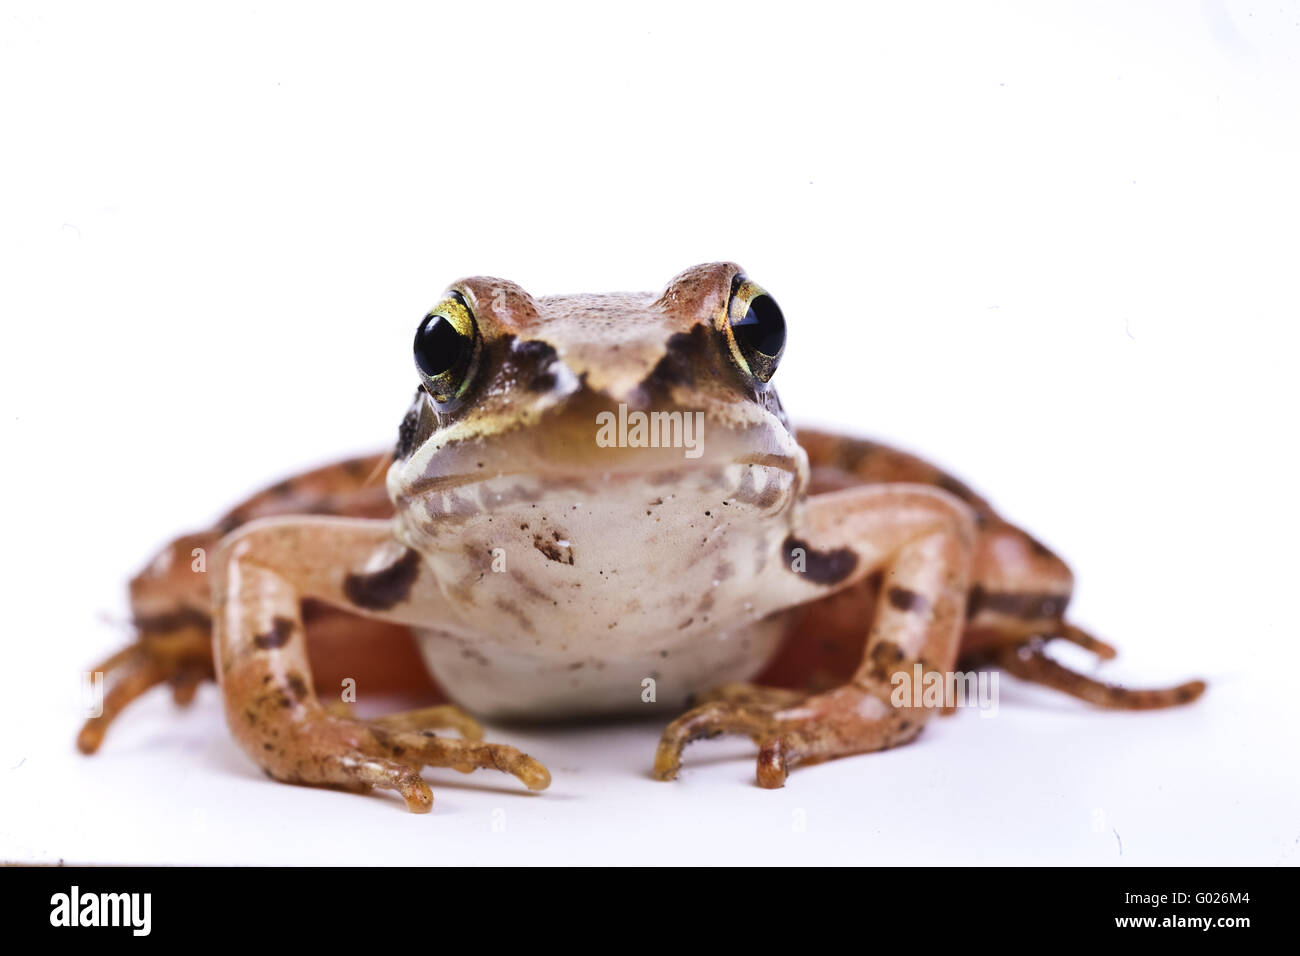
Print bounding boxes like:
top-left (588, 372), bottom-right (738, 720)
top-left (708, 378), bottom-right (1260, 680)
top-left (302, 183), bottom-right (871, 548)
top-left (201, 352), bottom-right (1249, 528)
top-left (395, 421), bottom-right (802, 500)
top-left (397, 450), bottom-right (799, 502)
top-left (394, 382), bottom-right (802, 494)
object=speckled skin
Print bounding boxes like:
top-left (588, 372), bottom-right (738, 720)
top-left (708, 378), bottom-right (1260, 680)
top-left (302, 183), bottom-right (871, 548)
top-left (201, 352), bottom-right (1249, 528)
top-left (78, 263), bottom-right (1205, 811)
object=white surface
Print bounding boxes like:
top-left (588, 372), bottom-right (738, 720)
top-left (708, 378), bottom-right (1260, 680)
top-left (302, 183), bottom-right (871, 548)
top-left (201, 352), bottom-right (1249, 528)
top-left (2, 1), bottom-right (1298, 865)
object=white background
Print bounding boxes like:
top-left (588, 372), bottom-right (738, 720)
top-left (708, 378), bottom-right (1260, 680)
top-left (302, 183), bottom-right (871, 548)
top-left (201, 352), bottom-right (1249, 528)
top-left (2, 1), bottom-right (1297, 865)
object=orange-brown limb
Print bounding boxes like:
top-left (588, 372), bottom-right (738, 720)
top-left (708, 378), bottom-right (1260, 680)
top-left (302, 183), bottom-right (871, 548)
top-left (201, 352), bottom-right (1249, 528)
top-left (997, 638), bottom-right (1206, 710)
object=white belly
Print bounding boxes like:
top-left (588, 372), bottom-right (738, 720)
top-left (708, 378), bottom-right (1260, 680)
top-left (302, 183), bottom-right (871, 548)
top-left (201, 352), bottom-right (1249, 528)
top-left (396, 462), bottom-right (798, 719)
top-left (415, 616), bottom-right (787, 719)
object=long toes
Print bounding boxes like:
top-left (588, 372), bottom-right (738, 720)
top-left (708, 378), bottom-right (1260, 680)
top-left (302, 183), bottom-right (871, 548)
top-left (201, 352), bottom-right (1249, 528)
top-left (1054, 623), bottom-right (1119, 660)
top-left (332, 752), bottom-right (434, 813)
top-left (78, 629), bottom-right (216, 753)
top-left (89, 643), bottom-right (142, 677)
top-left (369, 705), bottom-right (484, 741)
top-left (999, 641), bottom-right (1206, 709)
top-left (375, 730), bottom-right (551, 791)
top-left (77, 658), bottom-right (172, 754)
top-left (653, 701), bottom-right (776, 781)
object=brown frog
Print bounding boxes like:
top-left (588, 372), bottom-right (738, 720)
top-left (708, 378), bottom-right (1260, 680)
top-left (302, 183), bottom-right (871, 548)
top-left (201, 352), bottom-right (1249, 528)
top-left (77, 263), bottom-right (1204, 812)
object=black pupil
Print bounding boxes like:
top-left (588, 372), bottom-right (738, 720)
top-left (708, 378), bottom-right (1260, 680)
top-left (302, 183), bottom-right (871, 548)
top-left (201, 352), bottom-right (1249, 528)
top-left (733, 293), bottom-right (786, 357)
top-left (414, 313), bottom-right (468, 377)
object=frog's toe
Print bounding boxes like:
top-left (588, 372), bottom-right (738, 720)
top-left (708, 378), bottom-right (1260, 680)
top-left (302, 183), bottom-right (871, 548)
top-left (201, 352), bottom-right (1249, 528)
top-left (77, 654), bottom-right (172, 754)
top-left (996, 637), bottom-right (1207, 709)
top-left (368, 727), bottom-right (551, 792)
top-left (368, 704), bottom-right (484, 741)
top-left (652, 684), bottom-right (803, 781)
top-left (329, 751), bottom-right (435, 813)
top-left (77, 627), bottom-right (215, 754)
top-left (653, 699), bottom-right (779, 781)
top-left (256, 714), bottom-right (548, 812)
top-left (656, 684), bottom-right (924, 788)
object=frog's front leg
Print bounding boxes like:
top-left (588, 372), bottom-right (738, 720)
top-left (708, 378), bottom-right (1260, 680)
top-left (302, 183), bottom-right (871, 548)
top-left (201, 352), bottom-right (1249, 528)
top-left (655, 485), bottom-right (975, 788)
top-left (215, 516), bottom-right (550, 812)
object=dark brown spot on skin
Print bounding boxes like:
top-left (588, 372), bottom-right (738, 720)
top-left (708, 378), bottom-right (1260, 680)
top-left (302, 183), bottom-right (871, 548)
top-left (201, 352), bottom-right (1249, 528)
top-left (343, 548), bottom-right (421, 610)
top-left (642, 324), bottom-right (710, 392)
top-left (511, 339), bottom-right (561, 391)
top-left (493, 597), bottom-right (535, 634)
top-left (460, 646), bottom-right (491, 665)
top-left (286, 674), bottom-right (309, 700)
top-left (783, 535), bottom-right (859, 585)
top-left (395, 389), bottom-right (433, 460)
top-left (867, 641), bottom-right (906, 679)
top-left (395, 407), bottom-right (419, 459)
top-left (966, 585), bottom-right (1068, 621)
top-left (533, 533), bottom-right (574, 565)
top-left (887, 586), bottom-right (929, 614)
top-left (253, 616), bottom-right (296, 650)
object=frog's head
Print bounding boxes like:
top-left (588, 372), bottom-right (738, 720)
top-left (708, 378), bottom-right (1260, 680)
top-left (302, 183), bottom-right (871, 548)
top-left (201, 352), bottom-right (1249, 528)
top-left (388, 262), bottom-right (807, 543)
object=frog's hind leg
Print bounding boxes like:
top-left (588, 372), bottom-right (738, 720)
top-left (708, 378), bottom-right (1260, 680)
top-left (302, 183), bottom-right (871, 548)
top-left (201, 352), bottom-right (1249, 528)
top-left (78, 451), bottom-right (400, 754)
top-left (994, 637), bottom-right (1205, 709)
top-left (77, 530), bottom-right (219, 754)
top-left (798, 428), bottom-right (1205, 711)
top-left (960, 519), bottom-right (1205, 709)
top-left (76, 642), bottom-right (197, 754)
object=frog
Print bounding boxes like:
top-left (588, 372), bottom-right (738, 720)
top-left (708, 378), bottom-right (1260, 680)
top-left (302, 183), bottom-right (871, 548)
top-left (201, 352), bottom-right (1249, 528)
top-left (77, 262), bottom-right (1205, 812)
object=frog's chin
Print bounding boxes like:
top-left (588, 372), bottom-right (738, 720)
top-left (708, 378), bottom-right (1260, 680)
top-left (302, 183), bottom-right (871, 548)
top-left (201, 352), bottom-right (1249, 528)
top-left (392, 455), bottom-right (801, 549)
top-left (395, 447), bottom-right (801, 505)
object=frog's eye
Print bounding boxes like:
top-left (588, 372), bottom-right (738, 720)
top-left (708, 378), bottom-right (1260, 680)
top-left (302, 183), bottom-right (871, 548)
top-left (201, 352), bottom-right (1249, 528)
top-left (414, 291), bottom-right (480, 404)
top-left (724, 275), bottom-right (786, 384)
